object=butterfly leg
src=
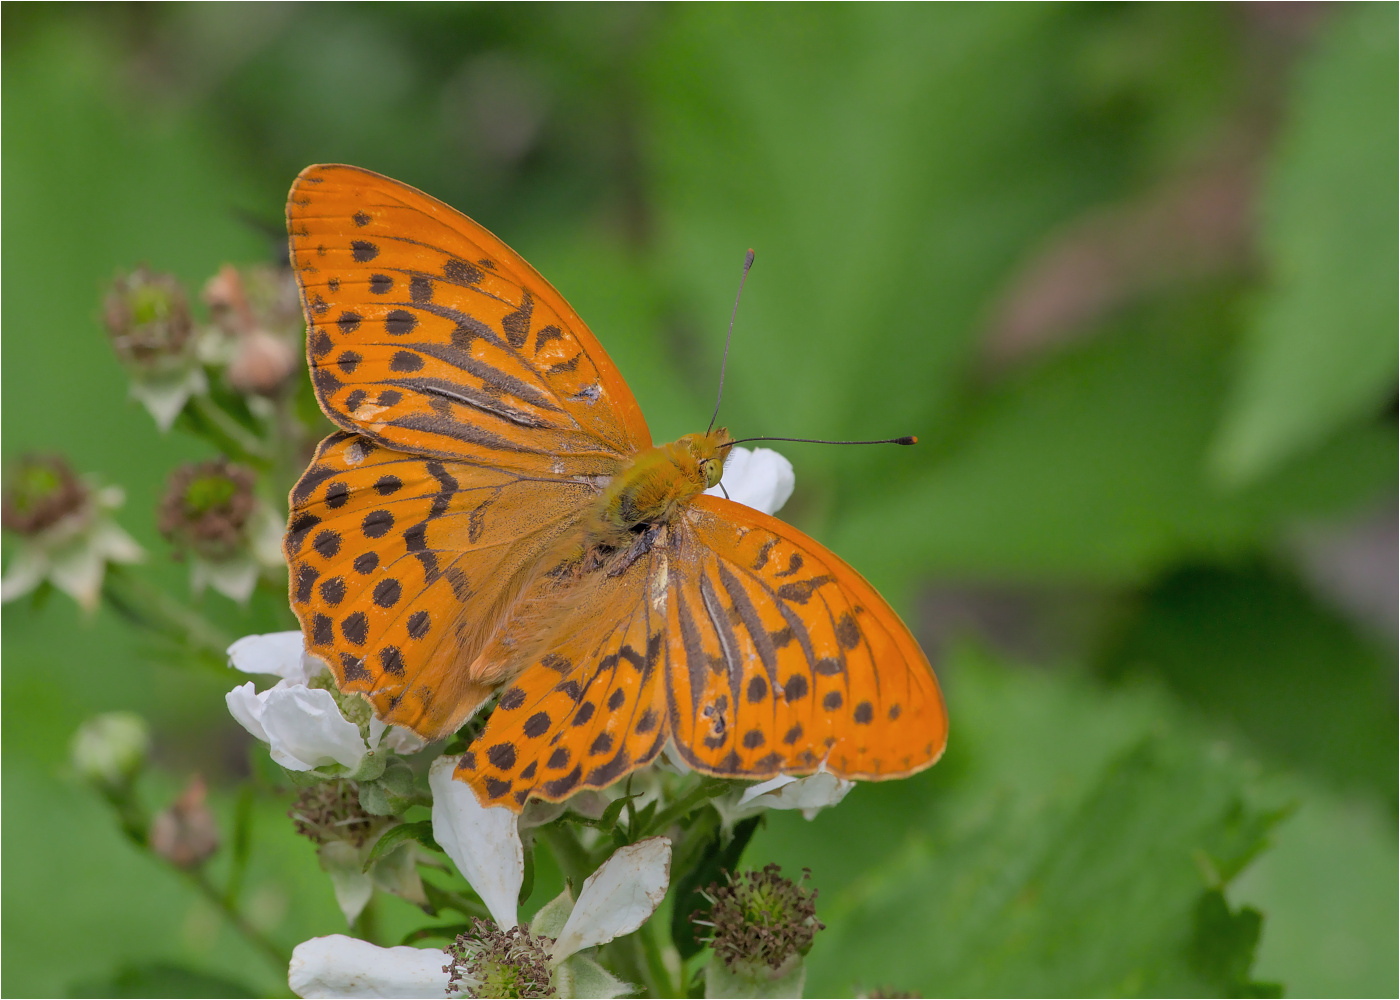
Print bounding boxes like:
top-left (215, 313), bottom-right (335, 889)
top-left (609, 524), bottom-right (663, 578)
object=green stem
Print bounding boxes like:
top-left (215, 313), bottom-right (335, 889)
top-left (187, 394), bottom-right (273, 468)
top-left (189, 865), bottom-right (290, 970)
top-left (223, 784), bottom-right (255, 909)
top-left (639, 917), bottom-right (678, 998)
top-left (102, 566), bottom-right (233, 668)
top-left (644, 777), bottom-right (730, 838)
top-left (537, 823), bottom-right (593, 886)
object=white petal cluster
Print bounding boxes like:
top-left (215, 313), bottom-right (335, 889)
top-left (705, 446), bottom-right (795, 515)
top-left (290, 773), bottom-right (672, 1000)
top-left (1, 484), bottom-right (143, 612)
top-left (129, 365), bottom-right (208, 433)
top-left (714, 766), bottom-right (855, 828)
top-left (224, 631), bottom-right (422, 774)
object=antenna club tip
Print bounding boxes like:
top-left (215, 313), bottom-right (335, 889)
top-left (899, 435), bottom-right (917, 445)
top-left (744, 249), bottom-right (756, 268)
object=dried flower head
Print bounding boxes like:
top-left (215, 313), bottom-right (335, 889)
top-left (149, 775), bottom-right (221, 868)
top-left (445, 919), bottom-right (556, 999)
top-left (158, 459), bottom-right (257, 561)
top-left (290, 780), bottom-right (378, 847)
top-left (103, 266), bottom-right (193, 367)
top-left (2, 455), bottom-right (88, 536)
top-left (693, 864), bottom-right (824, 974)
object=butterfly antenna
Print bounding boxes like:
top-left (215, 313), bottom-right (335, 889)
top-left (707, 248), bottom-right (756, 435)
top-left (723, 435), bottom-right (918, 448)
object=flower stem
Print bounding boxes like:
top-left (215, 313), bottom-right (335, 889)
top-left (101, 566), bottom-right (233, 669)
top-left (186, 394), bottom-right (273, 468)
top-left (643, 777), bottom-right (731, 838)
top-left (639, 916), bottom-right (679, 998)
top-left (188, 865), bottom-right (290, 970)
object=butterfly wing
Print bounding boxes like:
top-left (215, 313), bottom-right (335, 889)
top-left (458, 498), bottom-right (946, 809)
top-left (287, 432), bottom-right (600, 739)
top-left (453, 542), bottom-right (670, 807)
top-left (287, 163), bottom-right (651, 478)
top-left (663, 496), bottom-right (946, 779)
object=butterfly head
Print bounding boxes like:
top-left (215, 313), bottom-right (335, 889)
top-left (683, 427), bottom-right (733, 489)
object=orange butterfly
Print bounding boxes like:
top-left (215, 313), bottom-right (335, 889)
top-left (283, 164), bottom-right (947, 810)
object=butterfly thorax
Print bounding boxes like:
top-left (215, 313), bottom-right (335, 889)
top-left (588, 428), bottom-right (731, 549)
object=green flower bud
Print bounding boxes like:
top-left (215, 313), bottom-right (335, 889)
top-left (103, 267), bottom-right (193, 369)
top-left (158, 459), bottom-right (257, 562)
top-left (71, 711), bottom-right (151, 788)
top-left (2, 455), bottom-right (88, 537)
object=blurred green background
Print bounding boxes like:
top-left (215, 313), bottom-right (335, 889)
top-left (3, 3), bottom-right (1395, 997)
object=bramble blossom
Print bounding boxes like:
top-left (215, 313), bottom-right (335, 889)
top-left (225, 631), bottom-right (423, 775)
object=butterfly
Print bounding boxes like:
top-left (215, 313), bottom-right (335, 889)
top-left (283, 164), bottom-right (947, 810)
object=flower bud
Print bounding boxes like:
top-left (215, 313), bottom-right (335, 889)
top-left (158, 459), bottom-right (257, 562)
top-left (70, 711), bottom-right (151, 788)
top-left (149, 774), bottom-right (221, 868)
top-left (290, 780), bottom-right (379, 847)
top-left (2, 455), bottom-right (88, 537)
top-left (445, 919), bottom-right (556, 1000)
top-left (694, 865), bottom-right (824, 997)
top-left (103, 267), bottom-right (193, 369)
top-left (202, 264), bottom-right (303, 395)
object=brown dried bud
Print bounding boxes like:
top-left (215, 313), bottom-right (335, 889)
top-left (203, 264), bottom-right (303, 394)
top-left (149, 775), bottom-right (220, 868)
top-left (227, 328), bottom-right (299, 395)
top-left (103, 267), bottom-right (193, 368)
top-left (693, 864), bottom-right (824, 975)
top-left (158, 459), bottom-right (256, 561)
top-left (289, 780), bottom-right (378, 848)
top-left (2, 455), bottom-right (89, 537)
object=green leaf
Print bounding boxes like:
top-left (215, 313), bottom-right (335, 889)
top-left (670, 814), bottom-right (763, 959)
top-left (1211, 4), bottom-right (1399, 484)
top-left (750, 650), bottom-right (1291, 997)
top-left (67, 962), bottom-right (258, 998)
top-left (1189, 890), bottom-right (1282, 998)
top-left (363, 821), bottom-right (440, 873)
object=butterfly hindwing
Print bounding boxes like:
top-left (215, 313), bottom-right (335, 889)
top-left (287, 164), bottom-right (651, 478)
top-left (287, 431), bottom-right (599, 739)
top-left (665, 496), bottom-right (946, 780)
top-left (455, 547), bottom-right (669, 806)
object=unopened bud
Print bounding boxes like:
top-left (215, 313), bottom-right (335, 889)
top-left (203, 264), bottom-right (303, 395)
top-left (149, 775), bottom-right (220, 868)
top-left (445, 919), bottom-right (556, 1000)
top-left (71, 712), bottom-right (151, 788)
top-left (158, 459), bottom-right (257, 561)
top-left (103, 267), bottom-right (193, 368)
top-left (2, 455), bottom-right (88, 537)
top-left (227, 328), bottom-right (298, 395)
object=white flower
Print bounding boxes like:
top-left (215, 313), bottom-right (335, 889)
top-left (225, 631), bottom-right (421, 774)
top-left (713, 766), bottom-right (855, 828)
top-left (1, 480), bottom-right (143, 613)
top-left (129, 365), bottom-right (208, 433)
top-left (70, 711), bottom-right (150, 788)
top-left (706, 446), bottom-right (795, 515)
top-left (287, 837), bottom-right (672, 999)
top-left (429, 755), bottom-right (524, 929)
top-left (289, 935), bottom-right (446, 999)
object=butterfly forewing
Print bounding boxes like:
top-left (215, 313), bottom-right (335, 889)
top-left (287, 164), bottom-right (651, 477)
top-left (287, 431), bottom-right (598, 739)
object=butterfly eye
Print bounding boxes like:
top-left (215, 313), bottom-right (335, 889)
top-left (699, 458), bottom-right (723, 489)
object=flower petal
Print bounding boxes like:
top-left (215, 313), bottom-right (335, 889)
top-left (1, 546), bottom-right (49, 603)
top-left (705, 446), bottom-right (795, 515)
top-left (90, 519), bottom-right (145, 565)
top-left (261, 684), bottom-right (368, 771)
top-left (48, 543), bottom-right (106, 612)
top-left (225, 681), bottom-right (272, 745)
top-left (429, 755), bottom-right (522, 929)
top-left (288, 934), bottom-right (451, 999)
top-left (193, 555), bottom-right (259, 603)
top-left (552, 836), bottom-right (671, 963)
top-left (228, 631), bottom-right (308, 680)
